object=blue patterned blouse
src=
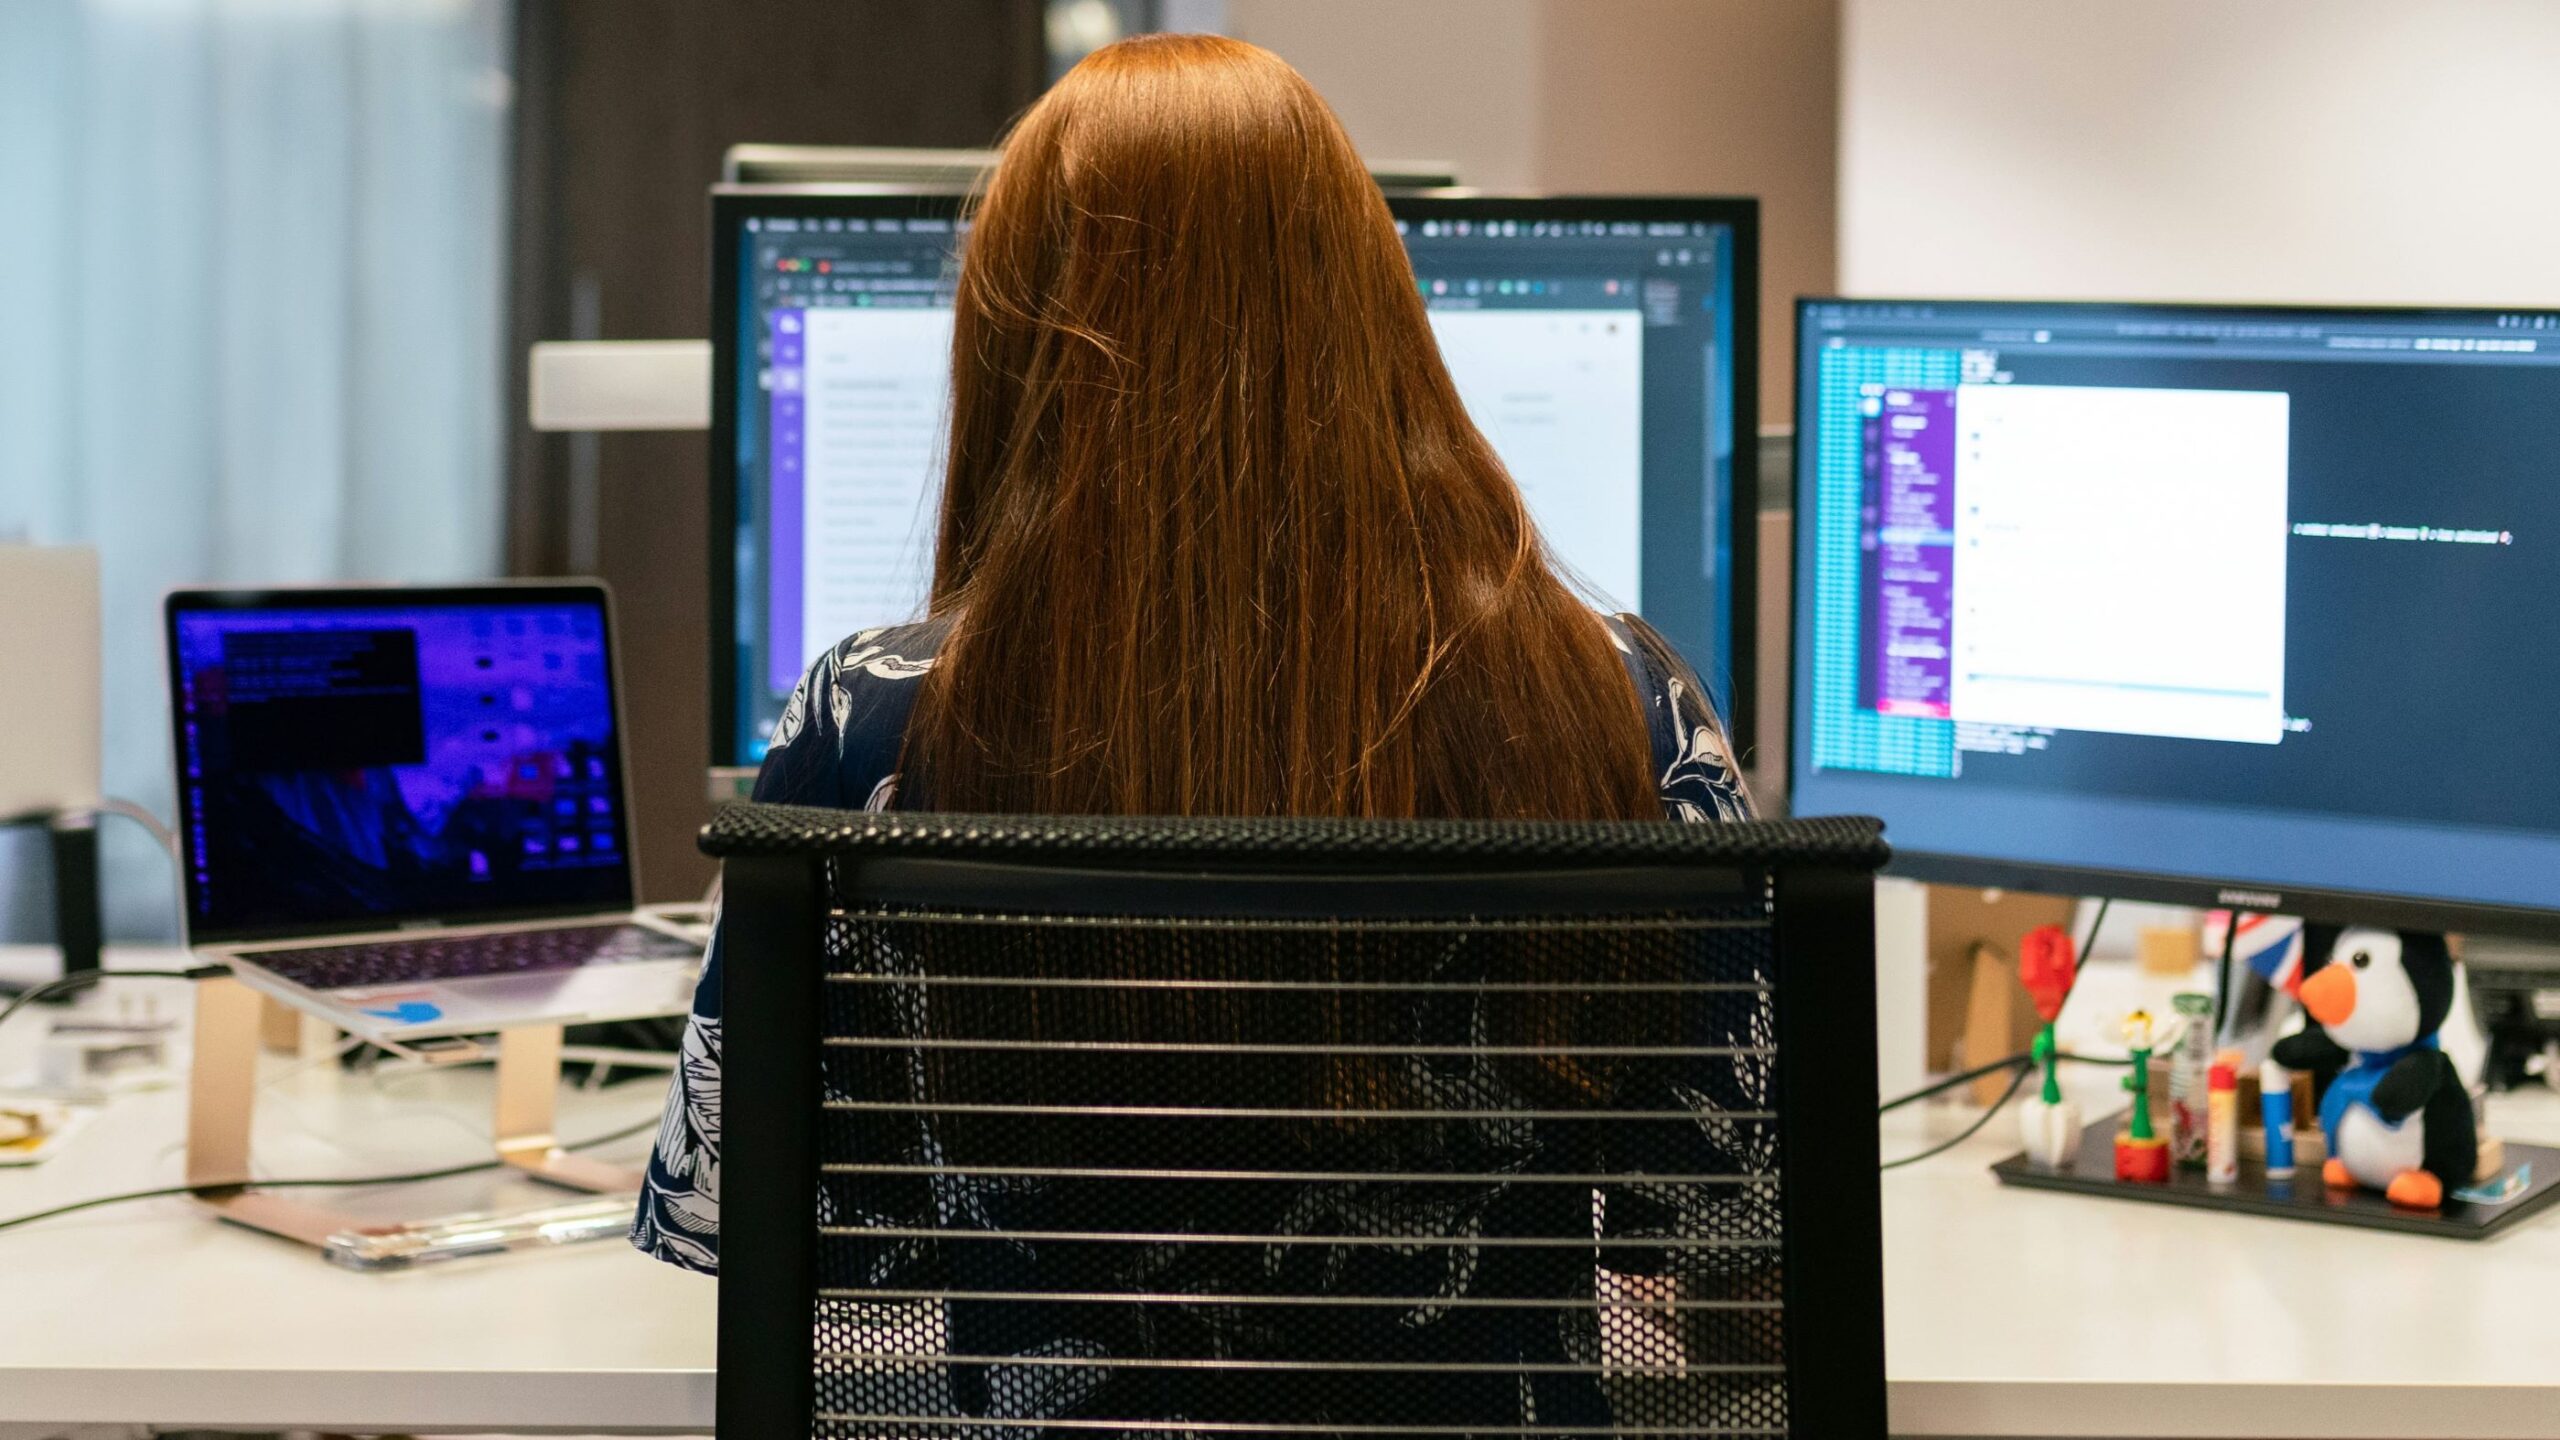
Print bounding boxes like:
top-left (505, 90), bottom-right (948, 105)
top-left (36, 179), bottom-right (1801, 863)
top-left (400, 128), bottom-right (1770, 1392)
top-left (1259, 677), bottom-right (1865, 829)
top-left (634, 612), bottom-right (1754, 1274)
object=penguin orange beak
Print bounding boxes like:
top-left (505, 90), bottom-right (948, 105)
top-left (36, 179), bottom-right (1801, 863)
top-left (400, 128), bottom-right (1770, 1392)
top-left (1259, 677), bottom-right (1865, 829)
top-left (2300, 965), bottom-right (2357, 1027)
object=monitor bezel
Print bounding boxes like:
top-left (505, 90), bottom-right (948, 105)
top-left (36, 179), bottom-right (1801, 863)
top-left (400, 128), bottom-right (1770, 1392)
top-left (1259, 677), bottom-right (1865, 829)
top-left (708, 184), bottom-right (972, 770)
top-left (163, 580), bottom-right (638, 946)
top-left (1387, 191), bottom-right (1762, 759)
top-left (1788, 294), bottom-right (2560, 942)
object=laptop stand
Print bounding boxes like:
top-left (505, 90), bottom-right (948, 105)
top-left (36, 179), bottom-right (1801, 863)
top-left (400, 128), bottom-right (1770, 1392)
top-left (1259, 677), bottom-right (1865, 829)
top-left (184, 976), bottom-right (645, 1265)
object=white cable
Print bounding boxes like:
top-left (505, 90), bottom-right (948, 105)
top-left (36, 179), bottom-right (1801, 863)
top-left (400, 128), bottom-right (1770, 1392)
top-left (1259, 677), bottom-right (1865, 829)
top-left (257, 1032), bottom-right (371, 1096)
top-left (93, 797), bottom-right (180, 865)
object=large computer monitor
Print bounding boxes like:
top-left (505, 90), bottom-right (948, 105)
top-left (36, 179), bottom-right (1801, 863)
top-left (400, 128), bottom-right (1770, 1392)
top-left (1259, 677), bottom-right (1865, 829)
top-left (711, 187), bottom-right (1757, 770)
top-left (1789, 298), bottom-right (2560, 939)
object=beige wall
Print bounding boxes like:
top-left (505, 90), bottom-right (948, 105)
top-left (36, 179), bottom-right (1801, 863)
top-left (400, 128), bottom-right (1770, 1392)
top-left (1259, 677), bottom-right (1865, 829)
top-left (1532, 0), bottom-right (1839, 430)
top-left (1224, 0), bottom-right (1547, 191)
top-left (1840, 0), bottom-right (2560, 305)
top-left (1228, 0), bottom-right (1841, 427)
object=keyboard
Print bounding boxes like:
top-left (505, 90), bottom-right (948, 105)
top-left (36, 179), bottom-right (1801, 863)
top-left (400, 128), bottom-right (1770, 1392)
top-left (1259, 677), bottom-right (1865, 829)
top-left (241, 923), bottom-right (699, 992)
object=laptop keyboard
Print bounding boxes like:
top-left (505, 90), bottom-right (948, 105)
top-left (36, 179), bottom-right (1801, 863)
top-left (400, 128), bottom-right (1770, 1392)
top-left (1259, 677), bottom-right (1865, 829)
top-left (243, 923), bottom-right (700, 992)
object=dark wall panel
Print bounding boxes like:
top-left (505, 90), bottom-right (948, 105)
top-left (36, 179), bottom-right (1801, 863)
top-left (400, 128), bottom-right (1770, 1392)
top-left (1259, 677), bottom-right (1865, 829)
top-left (508, 0), bottom-right (1046, 899)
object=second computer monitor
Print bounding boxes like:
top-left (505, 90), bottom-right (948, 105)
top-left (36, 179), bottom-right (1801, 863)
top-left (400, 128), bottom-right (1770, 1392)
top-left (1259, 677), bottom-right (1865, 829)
top-left (711, 188), bottom-right (1757, 768)
top-left (1789, 298), bottom-right (2560, 938)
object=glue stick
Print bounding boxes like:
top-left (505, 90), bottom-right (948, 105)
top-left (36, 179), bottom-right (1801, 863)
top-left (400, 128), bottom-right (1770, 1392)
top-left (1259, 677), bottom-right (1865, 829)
top-left (2206, 1057), bottom-right (2239, 1186)
top-left (2260, 1059), bottom-right (2296, 1179)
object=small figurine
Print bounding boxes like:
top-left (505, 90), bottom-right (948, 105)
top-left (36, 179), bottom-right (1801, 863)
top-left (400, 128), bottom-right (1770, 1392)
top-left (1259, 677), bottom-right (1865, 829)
top-left (2270, 926), bottom-right (2475, 1210)
top-left (2114, 1010), bottom-right (2170, 1183)
top-left (2015, 923), bottom-right (2080, 1168)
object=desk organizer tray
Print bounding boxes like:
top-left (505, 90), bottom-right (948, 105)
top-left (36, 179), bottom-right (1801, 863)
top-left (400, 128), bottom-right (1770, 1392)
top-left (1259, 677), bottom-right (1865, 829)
top-left (1992, 1115), bottom-right (2560, 1239)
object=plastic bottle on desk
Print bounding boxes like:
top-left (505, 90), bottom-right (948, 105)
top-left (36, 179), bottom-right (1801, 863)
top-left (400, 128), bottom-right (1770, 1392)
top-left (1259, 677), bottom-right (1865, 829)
top-left (2169, 992), bottom-right (2214, 1168)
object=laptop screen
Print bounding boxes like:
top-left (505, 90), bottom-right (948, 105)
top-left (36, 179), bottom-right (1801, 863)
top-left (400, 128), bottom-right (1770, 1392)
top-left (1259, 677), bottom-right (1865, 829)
top-left (166, 586), bottom-right (635, 943)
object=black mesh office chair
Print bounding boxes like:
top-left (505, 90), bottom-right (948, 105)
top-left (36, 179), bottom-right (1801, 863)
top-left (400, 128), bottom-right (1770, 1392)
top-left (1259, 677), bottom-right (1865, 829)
top-left (708, 805), bottom-right (1889, 1439)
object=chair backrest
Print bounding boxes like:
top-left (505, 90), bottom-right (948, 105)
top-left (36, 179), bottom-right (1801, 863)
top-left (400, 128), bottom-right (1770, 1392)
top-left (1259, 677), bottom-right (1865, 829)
top-left (708, 806), bottom-right (1889, 1439)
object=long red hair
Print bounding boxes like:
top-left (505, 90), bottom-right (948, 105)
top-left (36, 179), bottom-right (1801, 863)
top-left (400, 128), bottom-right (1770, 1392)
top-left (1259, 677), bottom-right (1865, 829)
top-left (907, 34), bottom-right (1657, 822)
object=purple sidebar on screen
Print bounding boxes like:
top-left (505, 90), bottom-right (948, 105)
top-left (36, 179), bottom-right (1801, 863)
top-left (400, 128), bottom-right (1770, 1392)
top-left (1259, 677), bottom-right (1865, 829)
top-left (768, 309), bottom-right (808, 694)
top-left (1864, 387), bottom-right (1957, 719)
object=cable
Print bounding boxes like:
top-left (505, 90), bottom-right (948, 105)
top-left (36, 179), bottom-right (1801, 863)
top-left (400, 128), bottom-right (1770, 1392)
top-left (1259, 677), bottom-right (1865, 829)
top-left (2210, 904), bottom-right (2245, 1046)
top-left (0, 967), bottom-right (223, 1031)
top-left (1879, 1051), bottom-right (2030, 1114)
top-left (0, 800), bottom-right (191, 1000)
top-left (96, 796), bottom-right (181, 864)
top-left (0, 1113), bottom-right (662, 1239)
top-left (1881, 1062), bottom-right (2032, 1171)
top-left (1877, 1047), bottom-right (2133, 1115)
top-left (1877, 895), bottom-right (2114, 1169)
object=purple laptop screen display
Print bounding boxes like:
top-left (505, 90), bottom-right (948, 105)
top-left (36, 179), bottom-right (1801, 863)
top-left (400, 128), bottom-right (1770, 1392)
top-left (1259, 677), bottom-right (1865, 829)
top-left (172, 597), bottom-right (634, 937)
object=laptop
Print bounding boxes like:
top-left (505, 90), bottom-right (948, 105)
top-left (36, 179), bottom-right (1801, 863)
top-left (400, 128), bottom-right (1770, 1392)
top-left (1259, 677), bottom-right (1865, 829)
top-left (165, 583), bottom-right (703, 1050)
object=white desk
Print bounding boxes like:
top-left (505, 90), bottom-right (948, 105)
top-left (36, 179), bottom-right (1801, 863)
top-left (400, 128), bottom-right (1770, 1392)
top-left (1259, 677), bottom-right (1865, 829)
top-left (0, 947), bottom-right (714, 1435)
top-left (5, 945), bottom-right (2557, 1436)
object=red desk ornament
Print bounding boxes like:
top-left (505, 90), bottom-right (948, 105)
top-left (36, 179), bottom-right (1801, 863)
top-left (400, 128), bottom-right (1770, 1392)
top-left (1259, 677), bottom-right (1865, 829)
top-left (2015, 923), bottom-right (2080, 1169)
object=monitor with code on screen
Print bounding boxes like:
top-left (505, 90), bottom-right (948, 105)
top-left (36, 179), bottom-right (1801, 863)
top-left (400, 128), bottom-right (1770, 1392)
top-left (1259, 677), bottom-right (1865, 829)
top-left (708, 189), bottom-right (1759, 771)
top-left (1791, 298), bottom-right (2560, 938)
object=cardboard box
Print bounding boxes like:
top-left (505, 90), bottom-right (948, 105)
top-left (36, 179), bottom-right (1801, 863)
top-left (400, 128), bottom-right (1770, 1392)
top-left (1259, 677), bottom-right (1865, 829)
top-left (1926, 886), bottom-right (2082, 1092)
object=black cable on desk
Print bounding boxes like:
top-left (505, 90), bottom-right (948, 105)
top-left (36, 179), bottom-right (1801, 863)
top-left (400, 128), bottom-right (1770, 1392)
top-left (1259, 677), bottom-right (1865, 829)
top-left (1880, 1062), bottom-right (2033, 1172)
top-left (1879, 1051), bottom-right (2032, 1114)
top-left (0, 1113), bottom-right (664, 1238)
top-left (1877, 1046), bottom-right (2132, 1116)
top-left (0, 967), bottom-right (227, 1030)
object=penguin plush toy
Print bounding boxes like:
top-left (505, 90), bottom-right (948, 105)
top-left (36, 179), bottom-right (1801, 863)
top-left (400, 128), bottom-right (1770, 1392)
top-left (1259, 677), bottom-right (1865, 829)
top-left (2270, 926), bottom-right (2474, 1210)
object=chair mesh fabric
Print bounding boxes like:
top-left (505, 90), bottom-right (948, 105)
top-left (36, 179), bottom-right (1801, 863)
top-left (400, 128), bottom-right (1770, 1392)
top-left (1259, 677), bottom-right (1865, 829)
top-left (797, 872), bottom-right (1803, 1437)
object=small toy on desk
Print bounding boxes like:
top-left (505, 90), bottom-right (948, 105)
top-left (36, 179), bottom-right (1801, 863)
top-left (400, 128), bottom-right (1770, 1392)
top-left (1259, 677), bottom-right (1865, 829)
top-left (2015, 922), bottom-right (2079, 1169)
top-left (2270, 926), bottom-right (2475, 1211)
top-left (2115, 1010), bottom-right (2170, 1183)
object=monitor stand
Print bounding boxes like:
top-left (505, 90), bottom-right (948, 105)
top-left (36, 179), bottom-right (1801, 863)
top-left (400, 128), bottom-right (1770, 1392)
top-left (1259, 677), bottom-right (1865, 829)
top-left (0, 811), bottom-right (101, 1001)
top-left (46, 812), bottom-right (100, 994)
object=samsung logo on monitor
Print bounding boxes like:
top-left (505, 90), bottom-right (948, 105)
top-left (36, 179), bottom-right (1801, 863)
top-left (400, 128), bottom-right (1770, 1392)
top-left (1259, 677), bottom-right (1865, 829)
top-left (2217, 888), bottom-right (2285, 910)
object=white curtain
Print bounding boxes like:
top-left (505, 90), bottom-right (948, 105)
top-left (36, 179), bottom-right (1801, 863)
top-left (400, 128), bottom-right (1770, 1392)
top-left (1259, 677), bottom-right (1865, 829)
top-left (0, 0), bottom-right (513, 940)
